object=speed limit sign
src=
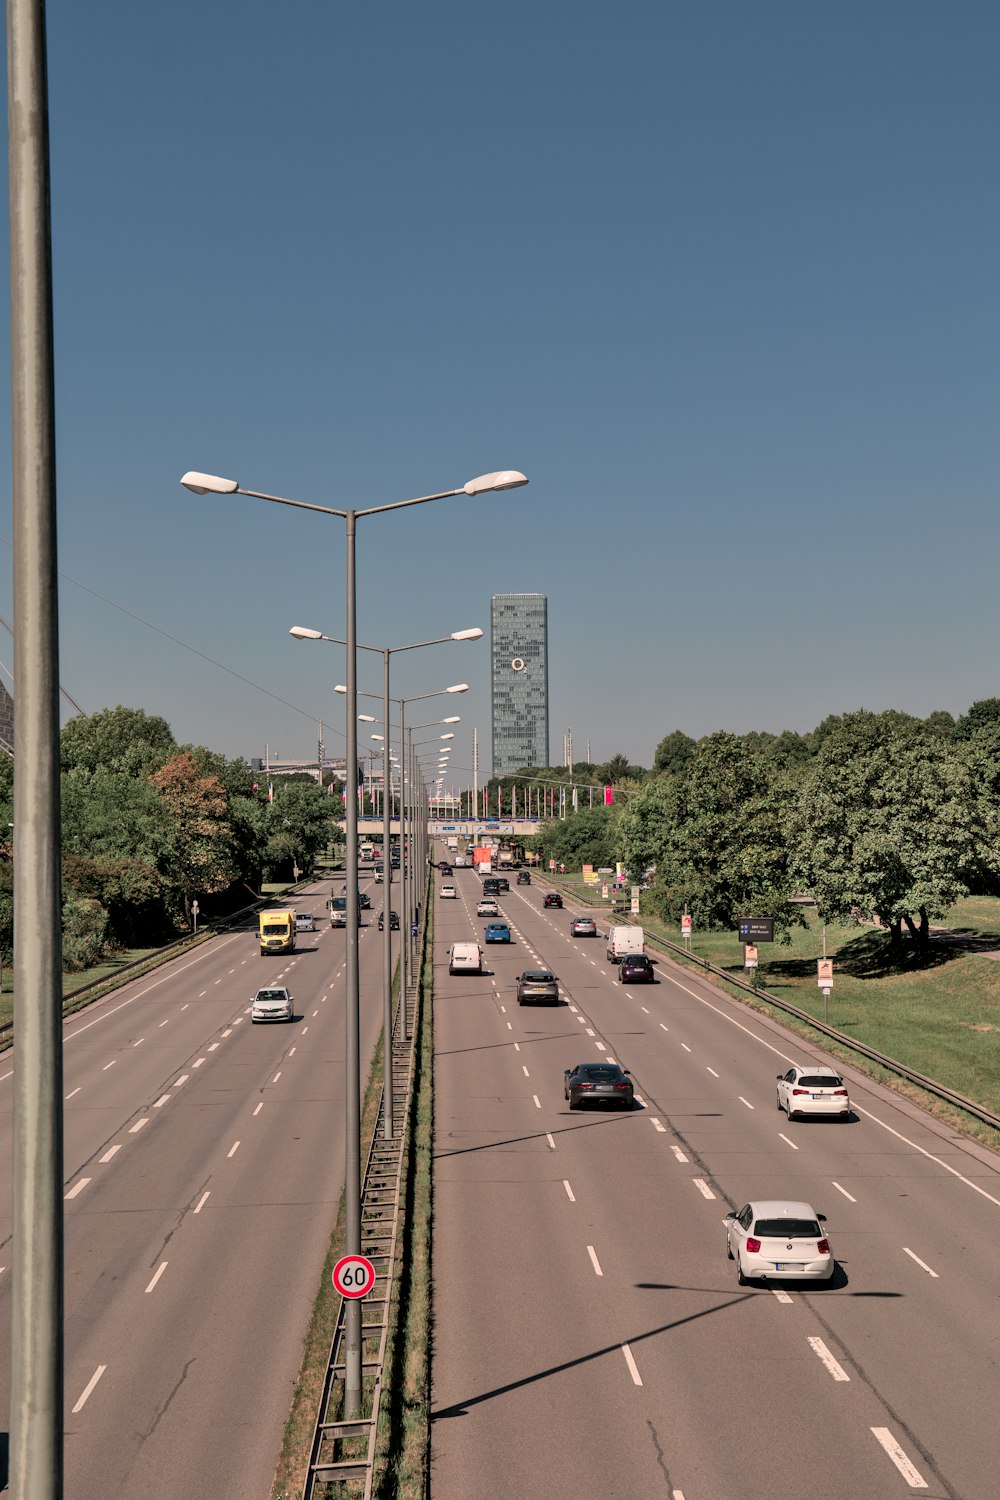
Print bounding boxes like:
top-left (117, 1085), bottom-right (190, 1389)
top-left (332, 1254), bottom-right (376, 1300)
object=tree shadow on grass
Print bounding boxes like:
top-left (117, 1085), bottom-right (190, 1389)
top-left (761, 928), bottom-right (964, 984)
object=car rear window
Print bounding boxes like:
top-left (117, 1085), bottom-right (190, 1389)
top-left (524, 972), bottom-right (554, 982)
top-left (798, 1075), bottom-right (843, 1087)
top-left (753, 1218), bottom-right (821, 1238)
top-left (581, 1066), bottom-right (622, 1081)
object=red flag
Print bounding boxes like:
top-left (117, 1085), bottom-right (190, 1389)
top-left (604, 785), bottom-right (614, 805)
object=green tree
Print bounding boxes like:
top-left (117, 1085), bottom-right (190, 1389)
top-left (653, 731), bottom-right (696, 777)
top-left (263, 780), bottom-right (340, 880)
top-left (61, 706), bottom-right (176, 779)
top-left (793, 712), bottom-right (981, 945)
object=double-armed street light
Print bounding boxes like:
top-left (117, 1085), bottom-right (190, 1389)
top-left (180, 466), bottom-right (526, 1418)
top-left (291, 625), bottom-right (481, 1142)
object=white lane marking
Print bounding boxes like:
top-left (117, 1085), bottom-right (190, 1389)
top-left (174, 1074), bottom-right (189, 1087)
top-left (832, 1181), bottom-right (856, 1202)
top-left (706, 1066), bottom-right (719, 1078)
top-left (738, 1096), bottom-right (754, 1109)
top-left (198, 991), bottom-right (207, 998)
top-left (652, 1118), bottom-right (667, 1133)
top-left (102, 1060), bottom-right (116, 1071)
top-left (546, 1133), bottom-right (556, 1149)
top-left (65, 1178), bottom-right (91, 1200)
top-left (513, 1042), bottom-right (520, 1051)
top-left (585, 1027), bottom-right (595, 1037)
top-left (659, 1022), bottom-right (668, 1031)
top-left (288, 1046), bottom-right (296, 1057)
top-left (253, 1103), bottom-right (263, 1116)
top-left (145, 1262), bottom-right (168, 1294)
top-left (233, 1017), bottom-right (243, 1025)
top-left (129, 1118), bottom-right (149, 1134)
top-left (577, 1016), bottom-right (586, 1023)
top-left (208, 1042), bottom-right (220, 1052)
top-left (563, 1180), bottom-right (576, 1202)
top-left (692, 1178), bottom-right (715, 1200)
top-left (158, 1019), bottom-right (170, 1027)
top-left (808, 1336), bottom-right (850, 1381)
top-left (133, 1038), bottom-right (144, 1047)
top-left (221, 1028), bottom-right (232, 1037)
top-left (72, 1365), bottom-right (106, 1413)
top-left (587, 1245), bottom-right (603, 1276)
top-left (65, 1087), bottom-right (81, 1101)
top-left (778, 1133), bottom-right (799, 1150)
top-left (569, 1005), bottom-right (579, 1013)
top-left (870, 1428), bottom-right (928, 1488)
top-left (533, 1095), bottom-right (541, 1109)
top-left (180, 1003), bottom-right (189, 1010)
top-left (522, 1065), bottom-right (530, 1078)
top-left (595, 1042), bottom-right (606, 1052)
top-left (152, 1094), bottom-right (171, 1109)
top-left (621, 1343), bottom-right (643, 1386)
top-left (771, 1287), bottom-right (793, 1304)
top-left (499, 1004), bottom-right (506, 1013)
top-left (228, 1141), bottom-right (240, 1159)
top-left (680, 1043), bottom-right (691, 1052)
top-left (312, 1009), bottom-right (319, 1017)
top-left (671, 1145), bottom-right (688, 1162)
top-left (192, 1058), bottom-right (205, 1068)
top-left (632, 1091), bottom-right (644, 1105)
top-left (903, 1247), bottom-right (939, 1278)
top-left (302, 1025), bottom-right (309, 1035)
top-left (272, 1072), bottom-right (281, 1083)
top-left (641, 1006), bottom-right (650, 1014)
top-left (99, 1145), bottom-right (121, 1163)
top-left (194, 1191), bottom-right (210, 1214)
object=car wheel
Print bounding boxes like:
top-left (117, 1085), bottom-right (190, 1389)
top-left (737, 1257), bottom-right (748, 1286)
top-left (568, 1098), bottom-right (579, 1110)
top-left (776, 1091), bottom-right (784, 1111)
top-left (726, 1236), bottom-right (734, 1261)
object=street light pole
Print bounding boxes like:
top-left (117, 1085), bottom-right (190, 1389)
top-left (183, 469), bottom-right (525, 1422)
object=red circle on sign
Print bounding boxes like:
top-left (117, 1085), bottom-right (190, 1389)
top-left (332, 1254), bottom-right (376, 1299)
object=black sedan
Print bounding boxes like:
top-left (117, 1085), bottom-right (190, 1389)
top-left (543, 892), bottom-right (563, 908)
top-left (564, 1062), bottom-right (634, 1110)
top-left (618, 953), bottom-right (654, 982)
top-left (516, 970), bottom-right (560, 1005)
top-left (377, 910), bottom-right (400, 931)
top-left (517, 871), bottom-right (531, 885)
top-left (570, 917), bottom-right (598, 937)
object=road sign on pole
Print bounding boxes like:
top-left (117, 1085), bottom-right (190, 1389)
top-left (817, 958), bottom-right (833, 988)
top-left (332, 1254), bottom-right (376, 1300)
top-left (630, 886), bottom-right (640, 914)
top-left (744, 944), bottom-right (758, 969)
top-left (681, 914), bottom-right (692, 937)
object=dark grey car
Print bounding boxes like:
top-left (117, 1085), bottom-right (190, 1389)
top-left (564, 1062), bottom-right (634, 1110)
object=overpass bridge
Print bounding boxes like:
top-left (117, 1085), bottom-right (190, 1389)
top-left (340, 818), bottom-right (544, 837)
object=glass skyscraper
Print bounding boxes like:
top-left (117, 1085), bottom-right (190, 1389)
top-left (490, 593), bottom-right (549, 776)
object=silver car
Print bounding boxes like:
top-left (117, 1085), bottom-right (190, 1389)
top-left (251, 987), bottom-right (294, 1023)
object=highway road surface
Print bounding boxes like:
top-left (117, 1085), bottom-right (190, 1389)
top-left (431, 861), bottom-right (1000, 1500)
top-left (0, 875), bottom-right (393, 1497)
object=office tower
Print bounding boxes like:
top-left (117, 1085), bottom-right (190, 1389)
top-left (491, 593), bottom-right (549, 776)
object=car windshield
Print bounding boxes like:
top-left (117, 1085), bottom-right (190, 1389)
top-left (799, 1075), bottom-right (842, 1087)
top-left (754, 1218), bottom-right (821, 1238)
top-left (258, 991), bottom-right (284, 1001)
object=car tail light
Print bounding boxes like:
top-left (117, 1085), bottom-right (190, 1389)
top-left (578, 1082), bottom-right (592, 1090)
top-left (746, 1237), bottom-right (761, 1253)
top-left (817, 1239), bottom-right (830, 1254)
top-left (616, 1082), bottom-right (630, 1090)
top-left (792, 1087), bottom-right (809, 1096)
top-left (834, 1089), bottom-right (848, 1096)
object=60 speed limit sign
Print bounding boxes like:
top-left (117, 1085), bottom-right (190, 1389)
top-left (332, 1254), bottom-right (376, 1300)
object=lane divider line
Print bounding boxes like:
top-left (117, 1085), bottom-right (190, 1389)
top-left (145, 1262), bottom-right (168, 1295)
top-left (832, 1181), bottom-right (856, 1202)
top-left (563, 1180), bottom-right (576, 1202)
top-left (587, 1245), bottom-right (603, 1276)
top-left (808, 1336), bottom-right (850, 1381)
top-left (621, 1344), bottom-right (643, 1386)
top-left (903, 1247), bottom-right (939, 1278)
top-left (870, 1427), bottom-right (928, 1488)
top-left (72, 1365), bottom-right (106, 1414)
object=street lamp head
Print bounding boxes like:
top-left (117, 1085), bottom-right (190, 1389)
top-left (335, 685), bottom-right (347, 695)
top-left (358, 714), bottom-right (376, 723)
top-left (371, 733), bottom-right (384, 741)
top-left (289, 625), bottom-right (324, 641)
top-left (446, 683), bottom-right (469, 694)
top-left (451, 628), bottom-right (483, 641)
top-left (463, 470), bottom-right (529, 496)
top-left (180, 471), bottom-right (239, 495)
top-left (440, 733), bottom-right (455, 740)
top-left (441, 716), bottom-right (461, 724)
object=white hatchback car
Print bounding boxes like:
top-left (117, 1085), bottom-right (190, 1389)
top-left (476, 898), bottom-right (499, 917)
top-left (251, 986), bottom-right (294, 1023)
top-left (726, 1200), bottom-right (833, 1285)
top-left (439, 884), bottom-right (457, 899)
top-left (294, 912), bottom-right (316, 933)
top-left (776, 1065), bottom-right (851, 1120)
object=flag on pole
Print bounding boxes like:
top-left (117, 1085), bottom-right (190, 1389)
top-left (267, 781), bottom-right (273, 804)
top-left (604, 785), bottom-right (614, 805)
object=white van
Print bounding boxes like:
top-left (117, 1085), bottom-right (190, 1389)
top-left (607, 924), bottom-right (644, 963)
top-left (448, 941), bottom-right (483, 976)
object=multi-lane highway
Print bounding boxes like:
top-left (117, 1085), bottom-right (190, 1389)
top-left (0, 876), bottom-right (393, 1498)
top-left (431, 860), bottom-right (1000, 1499)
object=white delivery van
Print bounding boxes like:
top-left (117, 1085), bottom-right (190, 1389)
top-left (447, 836), bottom-right (459, 851)
top-left (448, 941), bottom-right (483, 975)
top-left (607, 925), bottom-right (644, 963)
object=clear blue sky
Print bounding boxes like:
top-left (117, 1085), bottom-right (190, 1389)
top-left (1, 1), bottom-right (997, 785)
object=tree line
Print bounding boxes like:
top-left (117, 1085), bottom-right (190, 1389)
top-left (521, 702), bottom-right (1000, 946)
top-left (0, 706), bottom-right (344, 971)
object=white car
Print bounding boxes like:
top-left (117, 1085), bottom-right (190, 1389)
top-left (776, 1065), bottom-right (851, 1120)
top-left (251, 986), bottom-right (294, 1023)
top-left (439, 884), bottom-right (457, 899)
top-left (294, 912), bottom-right (316, 933)
top-left (454, 855), bottom-right (467, 867)
top-left (476, 898), bottom-right (499, 917)
top-left (726, 1200), bottom-right (833, 1285)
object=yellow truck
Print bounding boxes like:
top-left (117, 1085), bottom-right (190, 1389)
top-left (258, 910), bottom-right (296, 957)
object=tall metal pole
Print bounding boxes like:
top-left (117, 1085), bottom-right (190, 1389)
top-left (343, 510), bottom-right (362, 1417)
top-left (8, 0), bottom-right (64, 1491)
top-left (399, 699), bottom-right (410, 1039)
top-left (380, 649), bottom-right (393, 1139)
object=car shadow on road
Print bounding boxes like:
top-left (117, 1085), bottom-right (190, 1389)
top-left (434, 1112), bottom-right (641, 1159)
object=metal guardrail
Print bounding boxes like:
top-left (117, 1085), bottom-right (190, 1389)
top-left (645, 928), bottom-right (1000, 1134)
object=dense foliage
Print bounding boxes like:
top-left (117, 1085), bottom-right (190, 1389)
top-left (0, 706), bottom-right (342, 971)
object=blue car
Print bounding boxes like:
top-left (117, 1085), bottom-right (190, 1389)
top-left (484, 922), bottom-right (511, 943)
